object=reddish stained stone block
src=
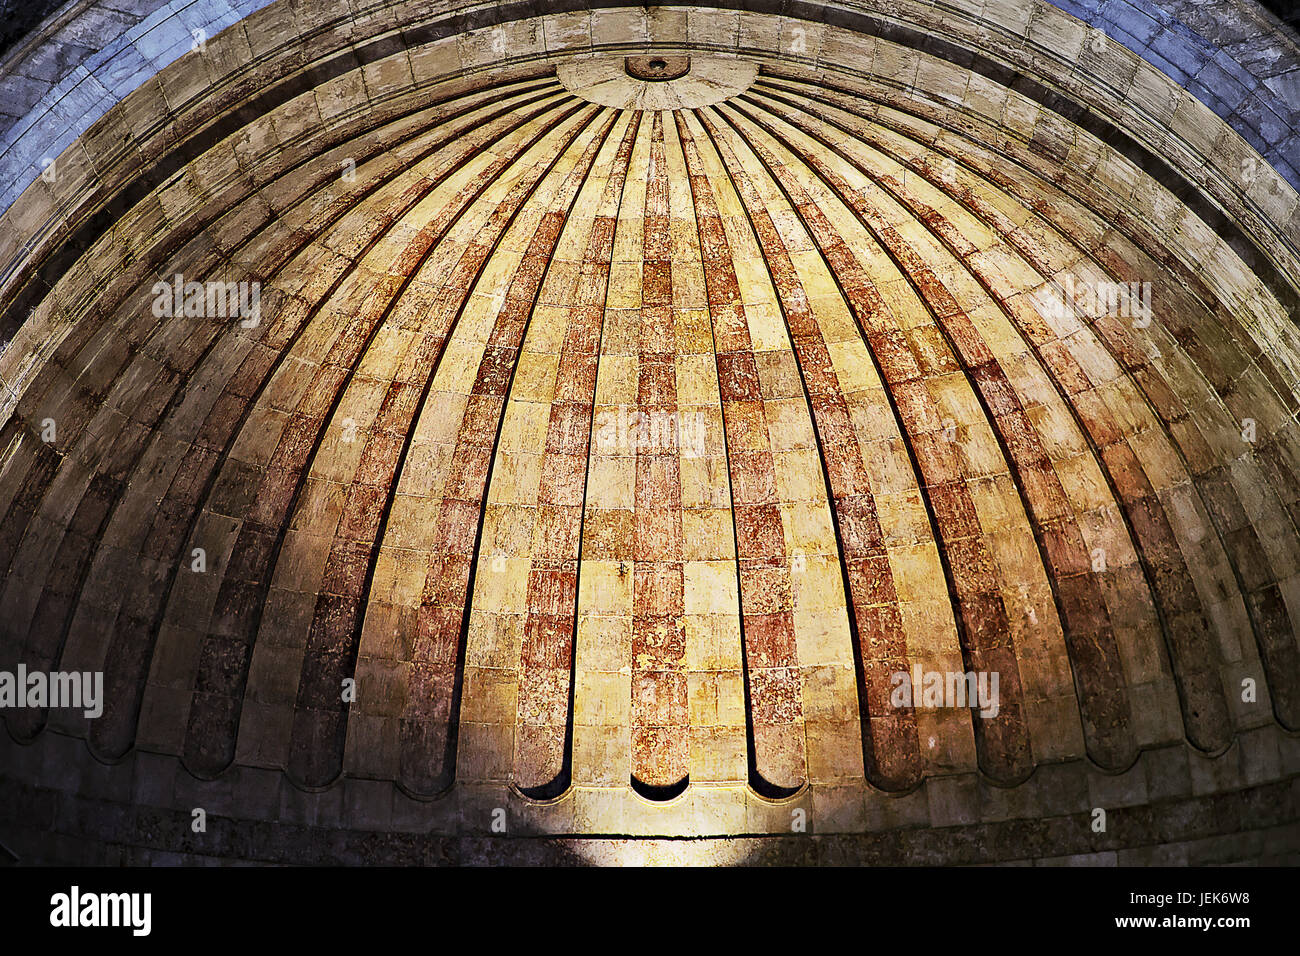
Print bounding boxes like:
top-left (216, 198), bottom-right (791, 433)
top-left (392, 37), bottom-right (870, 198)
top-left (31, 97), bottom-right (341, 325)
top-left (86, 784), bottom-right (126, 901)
top-left (634, 455), bottom-right (681, 508)
top-left (645, 184), bottom-right (670, 222)
top-left (634, 508), bottom-right (684, 561)
top-left (865, 712), bottom-right (923, 784)
top-left (959, 590), bottom-right (1011, 646)
top-left (842, 283), bottom-right (882, 319)
top-left (888, 378), bottom-right (938, 431)
top-left (632, 727), bottom-right (688, 786)
top-left (413, 605), bottom-right (462, 664)
top-left (320, 538), bottom-right (371, 597)
top-left (793, 337), bottom-right (839, 396)
top-left (309, 593), bottom-right (361, 657)
top-left (916, 276), bottom-right (962, 321)
top-left (509, 255), bottom-right (548, 298)
top-left (846, 554), bottom-right (899, 607)
top-left (776, 275), bottom-right (813, 317)
top-left (226, 345), bottom-right (278, 400)
top-left (336, 483), bottom-right (387, 542)
top-left (644, 215), bottom-right (671, 259)
top-left (421, 553), bottom-right (471, 607)
top-left (1055, 575), bottom-right (1113, 637)
top-left (194, 637), bottom-right (254, 697)
top-left (389, 232), bottom-right (436, 277)
top-left (545, 402), bottom-right (591, 454)
top-left (727, 448), bottom-right (779, 505)
top-left (706, 269), bottom-right (740, 306)
top-left (516, 666), bottom-right (573, 727)
top-left (169, 444), bottom-right (220, 501)
top-left (946, 538), bottom-right (999, 594)
top-left (323, 325), bottom-right (376, 372)
top-left (633, 562), bottom-right (684, 616)
top-left (473, 345), bottom-right (516, 397)
top-left (928, 480), bottom-right (982, 539)
top-left (536, 212), bottom-right (567, 248)
top-left (527, 567), bottom-right (578, 615)
top-left (250, 466), bottom-right (298, 525)
top-left (562, 308), bottom-right (604, 355)
top-left (812, 400), bottom-right (859, 451)
top-left (716, 351), bottom-right (763, 402)
top-left (835, 495), bottom-right (886, 557)
top-left (487, 297), bottom-right (532, 348)
top-left (208, 577), bottom-right (265, 638)
top-left (637, 358), bottom-right (677, 405)
top-left (1072, 392), bottom-right (1124, 447)
top-left (424, 294), bottom-right (463, 333)
top-left (1037, 341), bottom-right (1092, 395)
top-left (521, 613), bottom-right (574, 668)
top-left (734, 503), bottom-right (786, 558)
top-left (271, 412), bottom-right (321, 465)
top-left (293, 651), bottom-right (349, 713)
top-left (971, 364), bottom-right (1024, 417)
top-left (554, 356), bottom-right (598, 406)
top-left (355, 430), bottom-right (405, 486)
top-left (996, 410), bottom-right (1049, 467)
top-left (538, 451), bottom-right (587, 506)
top-left (631, 615), bottom-right (687, 665)
top-left (1149, 564), bottom-right (1196, 616)
top-left (823, 240), bottom-right (858, 277)
top-left (374, 381), bottom-right (424, 434)
top-left (744, 612), bottom-right (797, 668)
top-left (589, 216), bottom-right (617, 259)
top-left (910, 430), bottom-right (962, 481)
top-left (1038, 521), bottom-right (1091, 578)
top-left (632, 669), bottom-right (689, 726)
top-left (404, 660), bottom-right (456, 720)
top-left (782, 298), bottom-right (820, 339)
top-left (1093, 316), bottom-right (1146, 371)
top-left (1015, 462), bottom-right (1073, 523)
top-left (929, 215), bottom-right (976, 259)
top-left (764, 248), bottom-right (800, 288)
top-left (457, 394), bottom-right (504, 446)
top-left (857, 604), bottom-right (909, 661)
top-left (749, 667), bottom-right (802, 723)
top-left (870, 329), bottom-right (922, 383)
top-left (145, 497), bottom-right (198, 559)
top-left (977, 713), bottom-right (1033, 782)
top-left (1132, 367), bottom-right (1187, 424)
top-left (738, 560), bottom-right (792, 615)
top-left (795, 200), bottom-right (832, 237)
top-left (697, 214), bottom-right (728, 259)
top-left (433, 498), bottom-right (481, 554)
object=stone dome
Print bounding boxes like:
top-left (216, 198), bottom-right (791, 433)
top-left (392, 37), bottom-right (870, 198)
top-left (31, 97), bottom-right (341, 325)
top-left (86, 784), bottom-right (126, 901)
top-left (0, 0), bottom-right (1297, 864)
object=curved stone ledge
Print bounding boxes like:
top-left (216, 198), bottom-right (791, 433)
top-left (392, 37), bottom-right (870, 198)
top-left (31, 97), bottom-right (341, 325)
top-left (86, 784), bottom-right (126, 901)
top-left (1, 726), bottom-right (1297, 863)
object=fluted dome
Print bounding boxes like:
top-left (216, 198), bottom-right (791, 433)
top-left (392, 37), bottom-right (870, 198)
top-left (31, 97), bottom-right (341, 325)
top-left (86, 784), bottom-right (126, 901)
top-left (1, 0), bottom-right (1297, 865)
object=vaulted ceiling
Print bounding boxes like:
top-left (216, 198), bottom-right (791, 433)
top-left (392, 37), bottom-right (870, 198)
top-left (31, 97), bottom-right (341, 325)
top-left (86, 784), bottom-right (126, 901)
top-left (0, 0), bottom-right (1297, 864)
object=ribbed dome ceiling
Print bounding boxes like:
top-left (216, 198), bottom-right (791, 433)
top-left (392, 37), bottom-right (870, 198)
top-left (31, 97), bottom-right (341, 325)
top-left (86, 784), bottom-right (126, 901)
top-left (1, 1), bottom-right (1298, 861)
